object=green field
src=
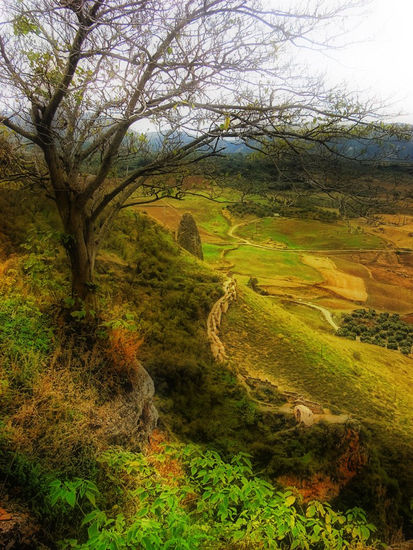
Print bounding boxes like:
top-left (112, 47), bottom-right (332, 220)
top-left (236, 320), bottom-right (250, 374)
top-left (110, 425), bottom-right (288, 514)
top-left (236, 217), bottom-right (386, 250)
top-left (202, 242), bottom-right (229, 263)
top-left (225, 245), bottom-right (322, 282)
top-left (165, 194), bottom-right (235, 241)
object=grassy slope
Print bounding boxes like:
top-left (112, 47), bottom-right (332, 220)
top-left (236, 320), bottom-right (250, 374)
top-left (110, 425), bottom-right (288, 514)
top-left (221, 286), bottom-right (413, 534)
top-left (1, 189), bottom-right (412, 543)
top-left (222, 287), bottom-right (413, 438)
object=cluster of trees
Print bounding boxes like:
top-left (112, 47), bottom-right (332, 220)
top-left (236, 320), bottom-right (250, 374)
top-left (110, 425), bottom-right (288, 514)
top-left (337, 309), bottom-right (413, 355)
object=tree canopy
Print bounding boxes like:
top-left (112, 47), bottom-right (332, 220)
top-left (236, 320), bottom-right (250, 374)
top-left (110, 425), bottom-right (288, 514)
top-left (0, 0), bottom-right (388, 303)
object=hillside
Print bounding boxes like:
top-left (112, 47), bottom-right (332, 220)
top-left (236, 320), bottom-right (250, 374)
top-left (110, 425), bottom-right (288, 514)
top-left (0, 189), bottom-right (412, 548)
top-left (133, 188), bottom-right (413, 542)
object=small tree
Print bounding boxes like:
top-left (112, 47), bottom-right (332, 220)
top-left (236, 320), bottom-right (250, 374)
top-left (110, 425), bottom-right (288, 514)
top-left (0, 0), bottom-right (389, 307)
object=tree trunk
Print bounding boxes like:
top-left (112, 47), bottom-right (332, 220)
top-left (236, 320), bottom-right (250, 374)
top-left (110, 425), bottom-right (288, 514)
top-left (64, 208), bottom-right (97, 311)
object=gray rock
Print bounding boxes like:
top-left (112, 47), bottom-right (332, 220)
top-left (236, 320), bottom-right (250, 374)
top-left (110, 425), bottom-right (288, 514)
top-left (177, 213), bottom-right (203, 259)
top-left (89, 361), bottom-right (158, 447)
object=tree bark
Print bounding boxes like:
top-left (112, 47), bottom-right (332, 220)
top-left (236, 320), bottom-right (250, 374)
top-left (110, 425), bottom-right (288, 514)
top-left (64, 208), bottom-right (97, 309)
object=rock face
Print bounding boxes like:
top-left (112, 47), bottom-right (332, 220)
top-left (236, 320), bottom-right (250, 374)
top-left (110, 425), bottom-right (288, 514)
top-left (294, 404), bottom-right (314, 427)
top-left (177, 213), bottom-right (203, 259)
top-left (90, 361), bottom-right (158, 447)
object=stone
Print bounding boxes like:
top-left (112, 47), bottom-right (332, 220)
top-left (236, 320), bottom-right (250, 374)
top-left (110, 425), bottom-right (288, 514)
top-left (294, 404), bottom-right (314, 427)
top-left (91, 361), bottom-right (158, 447)
top-left (176, 213), bottom-right (203, 259)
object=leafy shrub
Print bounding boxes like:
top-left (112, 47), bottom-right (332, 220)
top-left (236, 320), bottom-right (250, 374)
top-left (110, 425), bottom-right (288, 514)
top-left (0, 297), bottom-right (53, 354)
top-left (53, 445), bottom-right (378, 549)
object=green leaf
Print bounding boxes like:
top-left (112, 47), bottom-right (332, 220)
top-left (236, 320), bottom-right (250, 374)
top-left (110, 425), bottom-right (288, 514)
top-left (13, 15), bottom-right (39, 36)
top-left (285, 495), bottom-right (296, 507)
top-left (306, 505), bottom-right (316, 517)
top-left (85, 491), bottom-right (96, 507)
top-left (65, 490), bottom-right (76, 508)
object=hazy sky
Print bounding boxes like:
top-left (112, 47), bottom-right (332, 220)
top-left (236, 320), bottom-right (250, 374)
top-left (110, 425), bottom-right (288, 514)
top-left (300, 0), bottom-right (413, 122)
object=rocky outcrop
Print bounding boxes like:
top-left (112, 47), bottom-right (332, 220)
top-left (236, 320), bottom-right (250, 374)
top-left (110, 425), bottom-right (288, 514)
top-left (90, 361), bottom-right (158, 447)
top-left (176, 213), bottom-right (203, 259)
top-left (294, 404), bottom-right (314, 427)
top-left (207, 278), bottom-right (237, 362)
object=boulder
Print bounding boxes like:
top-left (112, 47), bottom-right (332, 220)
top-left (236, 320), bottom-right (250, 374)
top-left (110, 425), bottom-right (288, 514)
top-left (177, 213), bottom-right (203, 259)
top-left (294, 404), bottom-right (314, 427)
top-left (90, 361), bottom-right (158, 447)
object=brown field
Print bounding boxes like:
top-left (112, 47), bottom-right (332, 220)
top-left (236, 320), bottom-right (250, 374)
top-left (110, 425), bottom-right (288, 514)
top-left (366, 214), bottom-right (413, 248)
top-left (302, 255), bottom-right (368, 302)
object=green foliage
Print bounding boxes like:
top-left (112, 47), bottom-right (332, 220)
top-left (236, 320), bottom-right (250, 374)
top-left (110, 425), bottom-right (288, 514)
top-left (0, 296), bottom-right (53, 355)
top-left (49, 478), bottom-right (100, 509)
top-left (12, 14), bottom-right (39, 35)
top-left (337, 308), bottom-right (412, 355)
top-left (55, 445), bottom-right (377, 550)
top-left (0, 295), bottom-right (52, 395)
top-left (21, 227), bottom-right (66, 292)
top-left (228, 200), bottom-right (276, 218)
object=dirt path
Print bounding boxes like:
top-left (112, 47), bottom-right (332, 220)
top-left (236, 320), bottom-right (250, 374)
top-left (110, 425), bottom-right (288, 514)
top-left (284, 299), bottom-right (339, 331)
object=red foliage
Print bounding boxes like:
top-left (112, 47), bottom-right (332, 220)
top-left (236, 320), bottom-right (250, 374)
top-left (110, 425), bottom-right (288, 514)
top-left (105, 329), bottom-right (144, 387)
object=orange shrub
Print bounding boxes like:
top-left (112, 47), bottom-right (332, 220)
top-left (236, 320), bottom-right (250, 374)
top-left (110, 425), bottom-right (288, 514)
top-left (105, 329), bottom-right (144, 388)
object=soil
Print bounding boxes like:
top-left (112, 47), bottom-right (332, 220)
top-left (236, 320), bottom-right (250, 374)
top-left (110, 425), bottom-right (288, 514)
top-left (302, 255), bottom-right (368, 302)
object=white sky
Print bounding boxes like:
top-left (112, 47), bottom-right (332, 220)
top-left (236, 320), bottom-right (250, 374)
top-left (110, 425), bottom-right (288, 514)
top-left (299, 0), bottom-right (413, 123)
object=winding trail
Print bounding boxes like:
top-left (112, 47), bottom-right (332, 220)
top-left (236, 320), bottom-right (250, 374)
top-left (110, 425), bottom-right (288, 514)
top-left (220, 212), bottom-right (342, 333)
top-left (206, 212), bottom-right (352, 425)
top-left (284, 299), bottom-right (339, 331)
top-left (227, 214), bottom-right (409, 254)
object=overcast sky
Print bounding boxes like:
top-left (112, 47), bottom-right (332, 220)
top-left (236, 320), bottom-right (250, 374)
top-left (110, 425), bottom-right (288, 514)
top-left (298, 0), bottom-right (413, 123)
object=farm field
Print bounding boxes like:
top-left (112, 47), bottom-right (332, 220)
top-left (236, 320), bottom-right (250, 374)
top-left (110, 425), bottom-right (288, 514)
top-left (235, 217), bottom-right (386, 250)
top-left (136, 192), bottom-right (413, 316)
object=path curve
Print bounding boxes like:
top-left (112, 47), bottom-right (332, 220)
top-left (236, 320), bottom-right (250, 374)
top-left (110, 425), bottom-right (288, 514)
top-left (285, 299), bottom-right (339, 331)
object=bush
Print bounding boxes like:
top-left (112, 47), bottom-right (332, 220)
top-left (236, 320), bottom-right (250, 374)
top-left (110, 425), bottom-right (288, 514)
top-left (51, 445), bottom-right (378, 550)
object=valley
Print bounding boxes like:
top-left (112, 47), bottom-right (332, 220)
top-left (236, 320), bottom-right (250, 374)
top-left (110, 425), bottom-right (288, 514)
top-left (137, 194), bottom-right (413, 318)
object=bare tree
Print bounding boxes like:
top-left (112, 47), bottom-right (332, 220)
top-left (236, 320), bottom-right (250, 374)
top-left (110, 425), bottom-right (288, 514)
top-left (0, 0), bottom-right (382, 306)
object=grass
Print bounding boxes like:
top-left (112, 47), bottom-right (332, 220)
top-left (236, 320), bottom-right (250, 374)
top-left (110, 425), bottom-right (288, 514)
top-left (202, 242), bottom-right (229, 263)
top-left (236, 218), bottom-right (386, 250)
top-left (220, 286), bottom-right (413, 534)
top-left (1, 188), bottom-right (412, 542)
top-left (226, 246), bottom-right (323, 283)
top-left (281, 300), bottom-right (336, 333)
top-left (222, 286), bottom-right (413, 437)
